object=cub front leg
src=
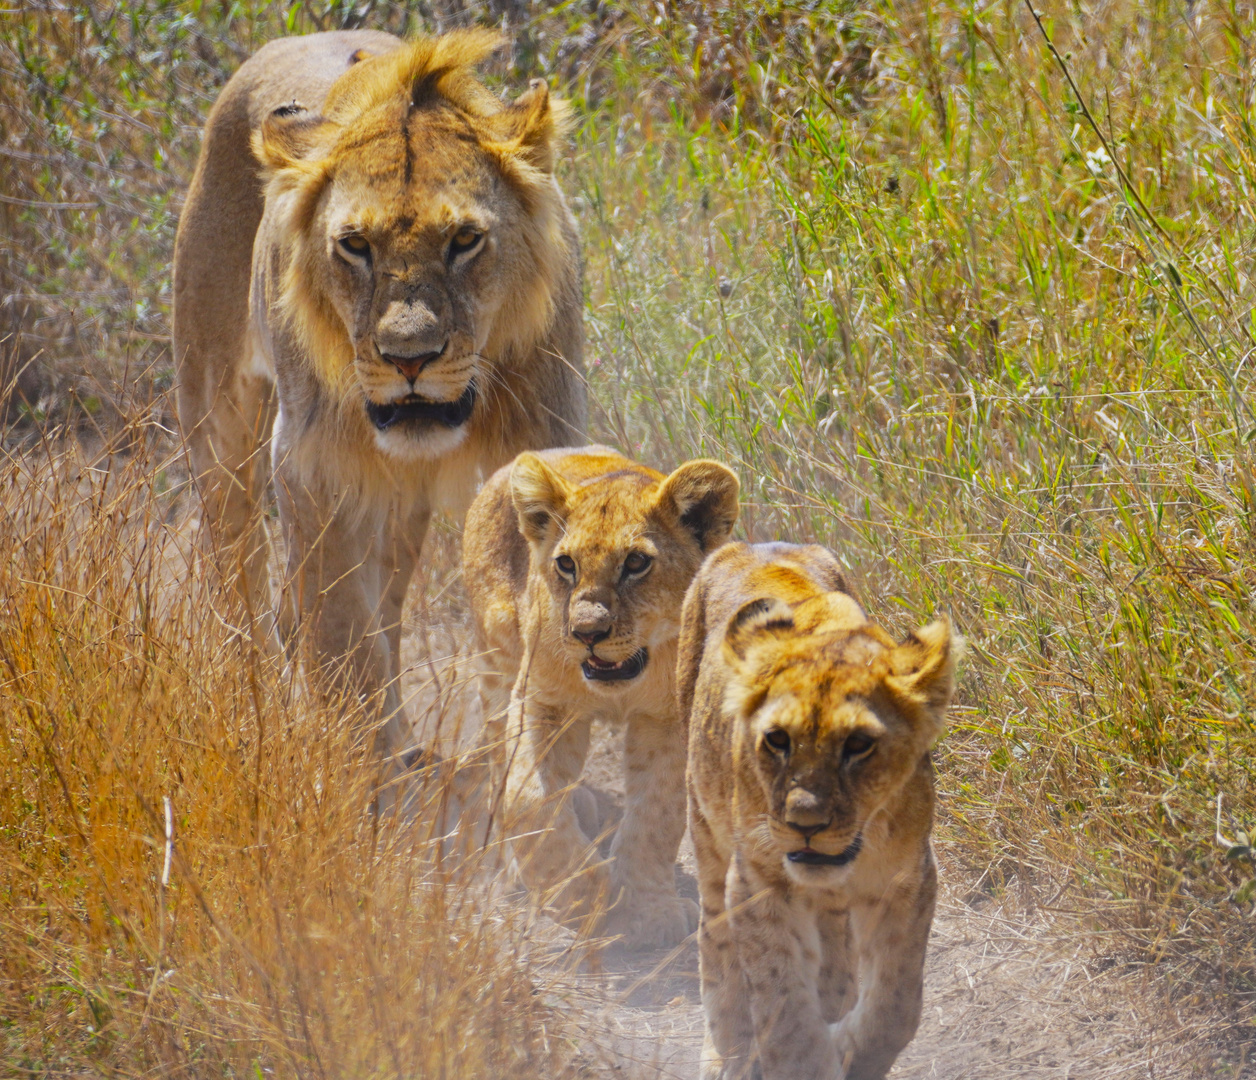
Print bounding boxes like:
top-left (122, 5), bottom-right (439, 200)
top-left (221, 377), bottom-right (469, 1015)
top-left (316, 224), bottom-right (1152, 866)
top-left (691, 804), bottom-right (759, 1080)
top-left (830, 855), bottom-right (936, 1080)
top-left (727, 855), bottom-right (836, 1080)
top-left (499, 690), bottom-right (606, 926)
top-left (816, 907), bottom-right (857, 1025)
top-left (600, 714), bottom-right (697, 948)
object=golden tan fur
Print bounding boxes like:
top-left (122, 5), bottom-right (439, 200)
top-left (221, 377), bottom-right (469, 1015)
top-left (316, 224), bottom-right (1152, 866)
top-left (678, 542), bottom-right (959, 1079)
top-left (173, 31), bottom-right (584, 762)
top-left (463, 446), bottom-right (739, 947)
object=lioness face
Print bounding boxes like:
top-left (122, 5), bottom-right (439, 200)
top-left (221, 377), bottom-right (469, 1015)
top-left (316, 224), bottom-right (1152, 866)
top-left (255, 39), bottom-right (570, 461)
top-left (511, 453), bottom-right (740, 697)
top-left (314, 110), bottom-right (517, 457)
top-left (724, 599), bottom-right (956, 887)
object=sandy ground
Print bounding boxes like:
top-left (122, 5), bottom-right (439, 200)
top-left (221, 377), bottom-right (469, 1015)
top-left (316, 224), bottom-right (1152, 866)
top-left (392, 577), bottom-right (1228, 1080)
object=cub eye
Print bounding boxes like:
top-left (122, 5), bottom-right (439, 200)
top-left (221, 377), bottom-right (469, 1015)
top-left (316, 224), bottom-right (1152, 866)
top-left (763, 729), bottom-right (791, 754)
top-left (844, 732), bottom-right (875, 759)
top-left (555, 554), bottom-right (576, 578)
top-left (449, 228), bottom-right (483, 259)
top-left (338, 234), bottom-right (370, 259)
top-left (623, 551), bottom-right (652, 575)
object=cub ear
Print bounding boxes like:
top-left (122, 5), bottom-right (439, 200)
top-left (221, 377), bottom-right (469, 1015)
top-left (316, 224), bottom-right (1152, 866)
top-left (491, 78), bottom-right (571, 174)
top-left (253, 104), bottom-right (338, 177)
top-left (510, 453), bottom-right (572, 544)
top-left (656, 460), bottom-right (740, 553)
top-left (884, 616), bottom-right (961, 724)
top-left (723, 597), bottom-right (795, 663)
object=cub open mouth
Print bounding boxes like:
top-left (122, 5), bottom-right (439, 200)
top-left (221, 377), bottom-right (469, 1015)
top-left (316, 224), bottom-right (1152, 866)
top-left (787, 833), bottom-right (863, 867)
top-left (365, 381), bottom-right (477, 432)
top-left (581, 648), bottom-right (649, 683)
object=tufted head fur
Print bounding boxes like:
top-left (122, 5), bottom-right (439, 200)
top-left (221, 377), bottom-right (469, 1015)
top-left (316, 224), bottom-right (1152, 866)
top-left (252, 31), bottom-right (575, 461)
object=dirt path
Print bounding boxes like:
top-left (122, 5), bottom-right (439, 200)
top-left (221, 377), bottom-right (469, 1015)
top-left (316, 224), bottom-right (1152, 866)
top-left (398, 608), bottom-right (1214, 1080)
top-left (563, 883), bottom-right (1208, 1079)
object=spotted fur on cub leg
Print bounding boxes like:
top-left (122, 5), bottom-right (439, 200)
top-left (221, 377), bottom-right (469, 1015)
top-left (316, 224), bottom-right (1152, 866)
top-left (679, 541), bottom-right (960, 1079)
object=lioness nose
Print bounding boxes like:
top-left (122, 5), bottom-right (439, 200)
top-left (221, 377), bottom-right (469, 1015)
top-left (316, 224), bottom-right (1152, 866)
top-left (383, 345), bottom-right (445, 384)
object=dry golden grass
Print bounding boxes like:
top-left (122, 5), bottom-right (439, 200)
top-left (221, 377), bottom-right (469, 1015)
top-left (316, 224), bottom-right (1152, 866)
top-left (0, 415), bottom-right (580, 1076)
top-left (4, 0), bottom-right (1256, 1075)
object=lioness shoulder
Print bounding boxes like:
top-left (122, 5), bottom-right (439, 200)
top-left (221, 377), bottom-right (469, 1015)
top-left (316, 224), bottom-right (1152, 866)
top-left (679, 541), bottom-right (959, 1080)
top-left (464, 445), bottom-right (739, 947)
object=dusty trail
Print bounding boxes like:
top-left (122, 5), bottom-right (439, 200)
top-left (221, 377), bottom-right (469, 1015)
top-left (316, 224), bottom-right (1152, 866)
top-left (562, 733), bottom-right (1203, 1080)
top-left (397, 591), bottom-right (1212, 1080)
top-left (565, 884), bottom-right (1205, 1079)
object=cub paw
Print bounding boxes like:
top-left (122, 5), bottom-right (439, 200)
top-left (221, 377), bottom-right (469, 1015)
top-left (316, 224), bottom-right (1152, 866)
top-left (601, 889), bottom-right (698, 949)
top-left (545, 863), bottom-right (612, 928)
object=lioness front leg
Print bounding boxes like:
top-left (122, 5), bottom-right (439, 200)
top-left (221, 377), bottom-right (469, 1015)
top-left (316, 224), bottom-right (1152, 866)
top-left (500, 693), bottom-right (606, 926)
top-left (276, 476), bottom-right (408, 760)
top-left (830, 859), bottom-right (936, 1080)
top-left (727, 857), bottom-right (836, 1080)
top-left (599, 714), bottom-right (695, 948)
top-left (377, 505), bottom-right (430, 703)
top-left (182, 365), bottom-right (280, 653)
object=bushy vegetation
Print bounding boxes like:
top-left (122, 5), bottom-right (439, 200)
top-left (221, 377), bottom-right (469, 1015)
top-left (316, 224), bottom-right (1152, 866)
top-left (4, 0), bottom-right (1256, 1074)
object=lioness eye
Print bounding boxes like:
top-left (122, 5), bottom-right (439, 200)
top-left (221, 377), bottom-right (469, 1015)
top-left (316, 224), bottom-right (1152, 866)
top-left (449, 229), bottom-right (482, 259)
top-left (555, 554), bottom-right (576, 577)
top-left (338, 234), bottom-right (370, 259)
top-left (623, 552), bottom-right (651, 575)
top-left (844, 732), bottom-right (875, 759)
top-left (763, 729), bottom-right (791, 754)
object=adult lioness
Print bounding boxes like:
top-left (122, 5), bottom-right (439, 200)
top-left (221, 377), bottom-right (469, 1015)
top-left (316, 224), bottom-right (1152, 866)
top-left (464, 446), bottom-right (739, 947)
top-left (173, 30), bottom-right (584, 757)
top-left (678, 542), bottom-right (959, 1080)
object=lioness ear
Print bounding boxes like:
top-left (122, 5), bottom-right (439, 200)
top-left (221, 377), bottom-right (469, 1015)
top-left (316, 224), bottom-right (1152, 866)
top-left (510, 453), bottom-right (572, 544)
top-left (253, 103), bottom-right (338, 175)
top-left (656, 460), bottom-right (740, 553)
top-left (885, 616), bottom-right (961, 724)
top-left (723, 597), bottom-right (795, 663)
top-left (492, 78), bottom-right (571, 174)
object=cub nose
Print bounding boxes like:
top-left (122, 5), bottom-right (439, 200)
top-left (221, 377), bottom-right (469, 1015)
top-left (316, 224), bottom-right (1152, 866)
top-left (570, 599), bottom-right (612, 648)
top-left (784, 788), bottom-right (830, 837)
top-left (383, 344), bottom-right (445, 384)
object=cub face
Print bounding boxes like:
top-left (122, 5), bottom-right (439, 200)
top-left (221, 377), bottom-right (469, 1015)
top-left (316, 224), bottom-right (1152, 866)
top-left (511, 453), bottom-right (739, 695)
top-left (723, 595), bottom-right (957, 887)
top-left (254, 35), bottom-right (571, 460)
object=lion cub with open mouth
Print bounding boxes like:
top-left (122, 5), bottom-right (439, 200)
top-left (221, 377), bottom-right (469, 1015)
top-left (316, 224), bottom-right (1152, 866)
top-left (464, 445), bottom-right (739, 948)
top-left (678, 542), bottom-right (959, 1080)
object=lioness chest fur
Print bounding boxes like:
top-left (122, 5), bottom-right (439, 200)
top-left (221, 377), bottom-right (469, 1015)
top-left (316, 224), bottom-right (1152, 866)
top-left (463, 445), bottom-right (739, 948)
top-left (677, 542), bottom-right (959, 1080)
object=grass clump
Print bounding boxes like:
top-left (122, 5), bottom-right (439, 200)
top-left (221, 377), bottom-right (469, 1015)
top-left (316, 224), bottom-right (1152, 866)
top-left (0, 420), bottom-right (568, 1076)
top-left (4, 0), bottom-right (1256, 1072)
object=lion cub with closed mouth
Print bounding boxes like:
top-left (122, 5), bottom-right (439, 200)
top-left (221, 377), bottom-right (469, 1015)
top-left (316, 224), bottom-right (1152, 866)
top-left (464, 445), bottom-right (739, 948)
top-left (678, 542), bottom-right (959, 1080)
